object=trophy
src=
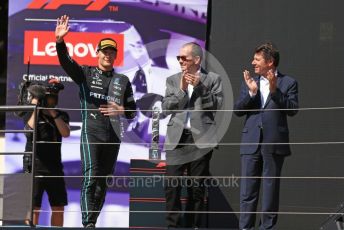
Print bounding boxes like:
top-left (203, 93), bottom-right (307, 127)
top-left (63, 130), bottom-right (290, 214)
top-left (149, 106), bottom-right (161, 160)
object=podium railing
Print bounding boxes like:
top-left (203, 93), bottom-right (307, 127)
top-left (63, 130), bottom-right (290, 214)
top-left (0, 105), bottom-right (38, 226)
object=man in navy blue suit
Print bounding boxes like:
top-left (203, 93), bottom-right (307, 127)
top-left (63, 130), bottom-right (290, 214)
top-left (234, 42), bottom-right (298, 230)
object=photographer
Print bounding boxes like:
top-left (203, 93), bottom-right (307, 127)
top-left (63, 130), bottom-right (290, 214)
top-left (23, 78), bottom-right (70, 227)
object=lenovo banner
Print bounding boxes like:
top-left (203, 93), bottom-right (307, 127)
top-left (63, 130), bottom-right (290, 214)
top-left (24, 31), bottom-right (124, 65)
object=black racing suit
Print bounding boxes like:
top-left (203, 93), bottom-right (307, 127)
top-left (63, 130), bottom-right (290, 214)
top-left (56, 41), bottom-right (136, 226)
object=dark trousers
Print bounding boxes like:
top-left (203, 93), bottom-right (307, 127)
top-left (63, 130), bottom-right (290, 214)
top-left (165, 130), bottom-right (212, 228)
top-left (239, 149), bottom-right (285, 230)
top-left (80, 132), bottom-right (120, 226)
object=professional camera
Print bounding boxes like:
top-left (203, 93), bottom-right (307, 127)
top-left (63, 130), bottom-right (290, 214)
top-left (16, 79), bottom-right (65, 117)
top-left (26, 79), bottom-right (64, 107)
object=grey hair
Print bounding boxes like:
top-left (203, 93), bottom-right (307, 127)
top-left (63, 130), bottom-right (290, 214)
top-left (182, 42), bottom-right (203, 60)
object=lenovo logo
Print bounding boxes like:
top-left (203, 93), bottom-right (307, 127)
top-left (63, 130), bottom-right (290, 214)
top-left (27, 0), bottom-right (110, 11)
top-left (24, 31), bottom-right (124, 66)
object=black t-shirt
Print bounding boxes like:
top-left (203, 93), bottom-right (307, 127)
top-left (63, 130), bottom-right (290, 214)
top-left (24, 110), bottom-right (69, 174)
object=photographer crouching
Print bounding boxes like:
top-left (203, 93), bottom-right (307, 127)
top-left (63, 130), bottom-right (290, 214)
top-left (22, 78), bottom-right (70, 227)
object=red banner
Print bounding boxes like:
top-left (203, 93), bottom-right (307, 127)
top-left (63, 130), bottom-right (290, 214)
top-left (27, 0), bottom-right (110, 11)
top-left (24, 31), bottom-right (124, 66)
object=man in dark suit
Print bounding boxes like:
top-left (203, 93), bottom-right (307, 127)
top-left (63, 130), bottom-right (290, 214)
top-left (162, 42), bottom-right (223, 228)
top-left (234, 42), bottom-right (298, 230)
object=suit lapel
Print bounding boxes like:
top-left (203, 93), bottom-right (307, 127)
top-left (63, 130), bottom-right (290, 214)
top-left (190, 70), bottom-right (207, 100)
top-left (254, 76), bottom-right (264, 108)
top-left (263, 94), bottom-right (272, 109)
top-left (255, 76), bottom-right (260, 89)
top-left (176, 72), bottom-right (182, 86)
top-left (199, 70), bottom-right (207, 83)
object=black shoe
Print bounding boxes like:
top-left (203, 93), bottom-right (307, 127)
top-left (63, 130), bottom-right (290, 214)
top-left (84, 223), bottom-right (95, 228)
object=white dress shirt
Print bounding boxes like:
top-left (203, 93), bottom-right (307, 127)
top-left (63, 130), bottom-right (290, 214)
top-left (184, 69), bottom-right (200, 129)
top-left (259, 76), bottom-right (270, 108)
top-left (249, 71), bottom-right (277, 108)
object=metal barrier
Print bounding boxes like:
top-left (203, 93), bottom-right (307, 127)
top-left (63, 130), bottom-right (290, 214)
top-left (0, 105), bottom-right (37, 226)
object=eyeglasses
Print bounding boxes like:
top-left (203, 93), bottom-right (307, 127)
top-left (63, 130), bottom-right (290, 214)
top-left (176, 56), bottom-right (193, 62)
